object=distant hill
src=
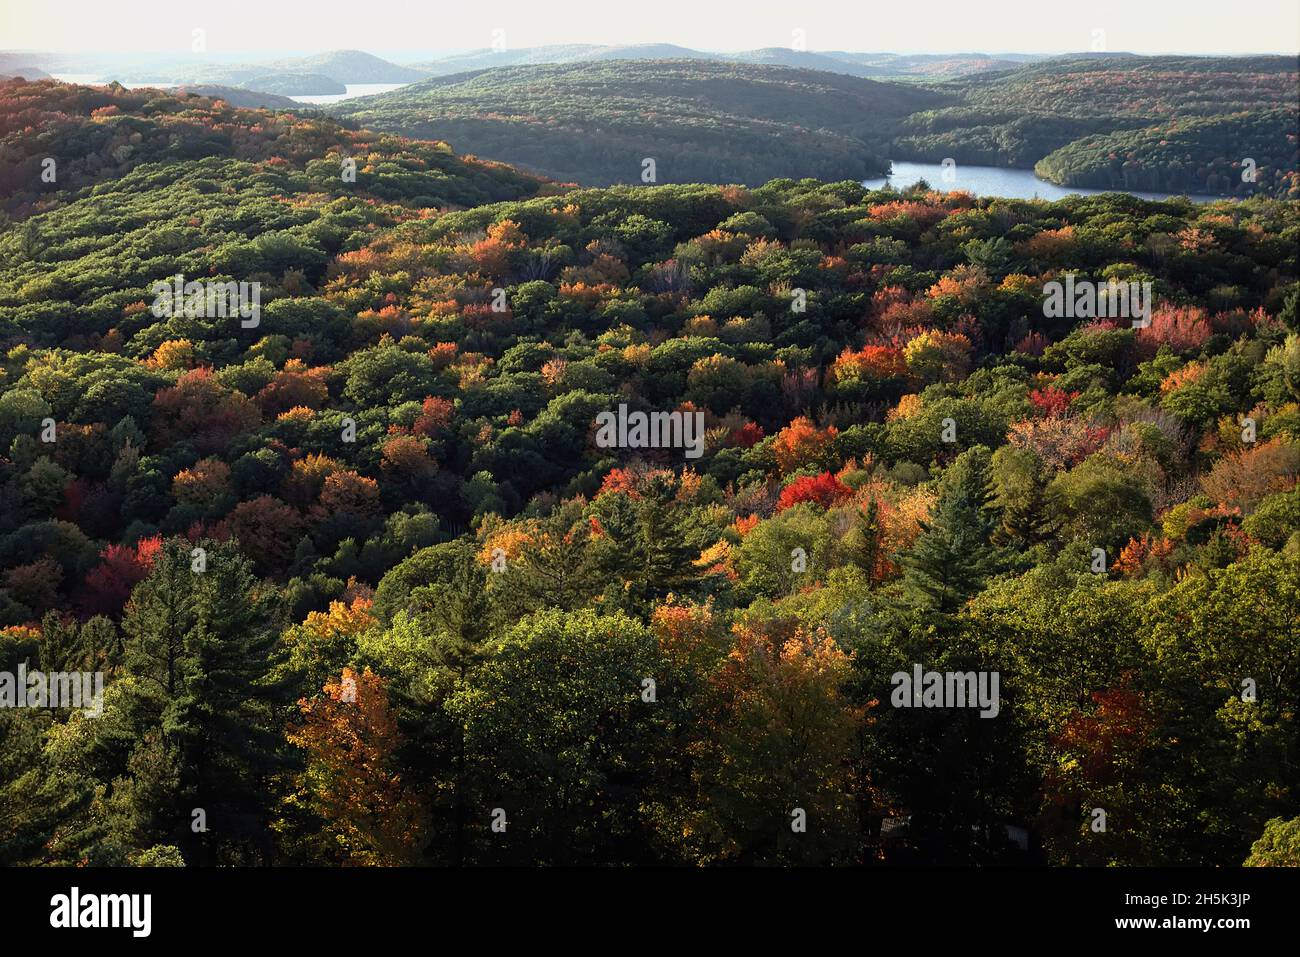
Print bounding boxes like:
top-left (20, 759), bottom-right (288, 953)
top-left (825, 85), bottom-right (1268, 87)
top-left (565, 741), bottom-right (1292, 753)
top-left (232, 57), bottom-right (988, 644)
top-left (822, 51), bottom-right (1032, 77)
top-left (406, 44), bottom-right (713, 75)
top-left (174, 85), bottom-right (308, 109)
top-left (266, 49), bottom-right (426, 84)
top-left (1034, 108), bottom-right (1299, 198)
top-left (892, 107), bottom-right (1140, 168)
top-left (891, 54), bottom-right (1300, 196)
top-left (589, 43), bottom-right (708, 62)
top-left (406, 44), bottom-right (608, 74)
top-left (0, 49), bottom-right (424, 91)
top-left (0, 65), bottom-right (51, 81)
top-left (727, 48), bottom-right (887, 77)
top-left (89, 66), bottom-right (343, 96)
top-left (335, 59), bottom-right (954, 186)
top-left (726, 49), bottom-right (1032, 78)
top-left (954, 54), bottom-right (1300, 118)
top-left (179, 52), bottom-right (422, 90)
top-left (238, 72), bottom-right (345, 96)
top-left (405, 45), bottom-right (1037, 80)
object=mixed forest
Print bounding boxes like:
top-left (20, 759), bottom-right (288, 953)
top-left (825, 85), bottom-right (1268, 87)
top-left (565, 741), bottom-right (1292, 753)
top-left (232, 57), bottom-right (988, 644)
top-left (339, 54), bottom-right (1300, 199)
top-left (0, 78), bottom-right (1299, 867)
top-left (901, 55), bottom-right (1300, 198)
top-left (335, 60), bottom-right (949, 187)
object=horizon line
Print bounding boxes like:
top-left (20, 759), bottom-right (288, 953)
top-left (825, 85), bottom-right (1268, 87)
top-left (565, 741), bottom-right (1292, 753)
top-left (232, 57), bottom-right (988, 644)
top-left (5, 46), bottom-right (1299, 58)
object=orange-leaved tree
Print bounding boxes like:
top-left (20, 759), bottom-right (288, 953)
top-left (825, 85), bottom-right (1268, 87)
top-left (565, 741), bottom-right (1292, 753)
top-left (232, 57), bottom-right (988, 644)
top-left (285, 667), bottom-right (427, 865)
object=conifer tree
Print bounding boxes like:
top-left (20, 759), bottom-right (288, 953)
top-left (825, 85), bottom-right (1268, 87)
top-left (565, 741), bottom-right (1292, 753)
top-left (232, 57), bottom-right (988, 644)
top-left (902, 447), bottom-right (1006, 613)
top-left (122, 538), bottom-right (289, 864)
top-left (843, 498), bottom-right (884, 582)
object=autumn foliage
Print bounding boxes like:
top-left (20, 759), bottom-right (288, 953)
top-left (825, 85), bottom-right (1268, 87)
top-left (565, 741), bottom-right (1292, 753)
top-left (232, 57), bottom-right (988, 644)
top-left (286, 668), bottom-right (427, 865)
top-left (777, 471), bottom-right (853, 511)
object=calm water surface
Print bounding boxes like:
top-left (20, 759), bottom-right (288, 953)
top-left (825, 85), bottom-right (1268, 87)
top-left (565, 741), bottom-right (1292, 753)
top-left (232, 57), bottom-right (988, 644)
top-left (289, 83), bottom-right (406, 104)
top-left (51, 75), bottom-right (405, 104)
top-left (864, 160), bottom-right (1224, 203)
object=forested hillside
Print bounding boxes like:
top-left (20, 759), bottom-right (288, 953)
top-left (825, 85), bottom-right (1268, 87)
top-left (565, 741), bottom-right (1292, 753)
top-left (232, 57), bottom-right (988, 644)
top-left (335, 60), bottom-right (954, 185)
top-left (1033, 109), bottom-right (1298, 198)
top-left (172, 85), bottom-right (310, 110)
top-left (956, 55), bottom-right (1298, 118)
top-left (1, 81), bottom-right (1298, 867)
top-left (407, 44), bottom-right (1032, 79)
top-left (0, 78), bottom-right (543, 217)
top-left (898, 55), bottom-right (1300, 197)
top-left (332, 53), bottom-right (1299, 199)
top-left (232, 73), bottom-right (346, 96)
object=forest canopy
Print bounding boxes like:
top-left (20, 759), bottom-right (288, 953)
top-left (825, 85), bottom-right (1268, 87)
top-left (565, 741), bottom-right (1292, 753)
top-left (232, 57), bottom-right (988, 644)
top-left (0, 78), bottom-right (1299, 868)
top-left (335, 54), bottom-right (1300, 198)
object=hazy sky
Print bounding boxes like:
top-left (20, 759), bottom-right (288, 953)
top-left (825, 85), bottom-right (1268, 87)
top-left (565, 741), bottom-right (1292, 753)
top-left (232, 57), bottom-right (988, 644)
top-left (4, 0), bottom-right (1298, 55)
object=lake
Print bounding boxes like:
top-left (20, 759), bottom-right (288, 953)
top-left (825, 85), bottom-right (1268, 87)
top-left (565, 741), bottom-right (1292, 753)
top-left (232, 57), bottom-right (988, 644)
top-left (51, 74), bottom-right (179, 90)
top-left (50, 75), bottom-right (405, 104)
top-left (864, 160), bottom-right (1224, 203)
top-left (288, 83), bottom-right (406, 104)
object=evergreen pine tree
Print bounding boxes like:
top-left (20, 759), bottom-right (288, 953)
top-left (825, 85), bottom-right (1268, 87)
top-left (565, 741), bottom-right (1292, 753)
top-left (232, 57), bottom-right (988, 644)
top-left (902, 447), bottom-right (1006, 613)
top-left (843, 497), bottom-right (884, 581)
top-left (122, 538), bottom-right (289, 864)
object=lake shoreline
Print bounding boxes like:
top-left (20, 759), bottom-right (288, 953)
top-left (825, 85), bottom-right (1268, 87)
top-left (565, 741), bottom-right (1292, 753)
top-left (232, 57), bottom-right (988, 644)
top-left (868, 159), bottom-right (1229, 203)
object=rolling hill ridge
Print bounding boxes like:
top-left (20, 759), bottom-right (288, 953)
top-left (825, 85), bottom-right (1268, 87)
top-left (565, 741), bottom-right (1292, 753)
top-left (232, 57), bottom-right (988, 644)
top-left (335, 59), bottom-right (955, 185)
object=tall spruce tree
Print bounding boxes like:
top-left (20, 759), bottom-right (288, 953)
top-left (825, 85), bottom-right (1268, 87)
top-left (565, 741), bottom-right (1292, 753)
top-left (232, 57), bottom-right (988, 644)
top-left (122, 538), bottom-right (289, 864)
top-left (902, 446), bottom-right (1007, 613)
top-left (844, 497), bottom-right (884, 581)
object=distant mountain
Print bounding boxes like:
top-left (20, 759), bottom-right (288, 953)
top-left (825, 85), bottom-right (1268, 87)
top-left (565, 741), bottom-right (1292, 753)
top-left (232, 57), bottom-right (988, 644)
top-left (335, 59), bottom-right (955, 186)
top-left (0, 65), bottom-right (51, 80)
top-left (404, 44), bottom-right (1039, 79)
top-left (821, 52), bottom-right (1034, 77)
top-left (406, 44), bottom-right (609, 74)
top-left (266, 49), bottom-right (426, 84)
top-left (404, 44), bottom-right (703, 75)
top-left (588, 43), bottom-right (713, 62)
top-left (0, 51), bottom-right (80, 75)
top-left (729, 49), bottom-right (1036, 78)
top-left (0, 49), bottom-right (424, 90)
top-left (728, 48), bottom-right (885, 76)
